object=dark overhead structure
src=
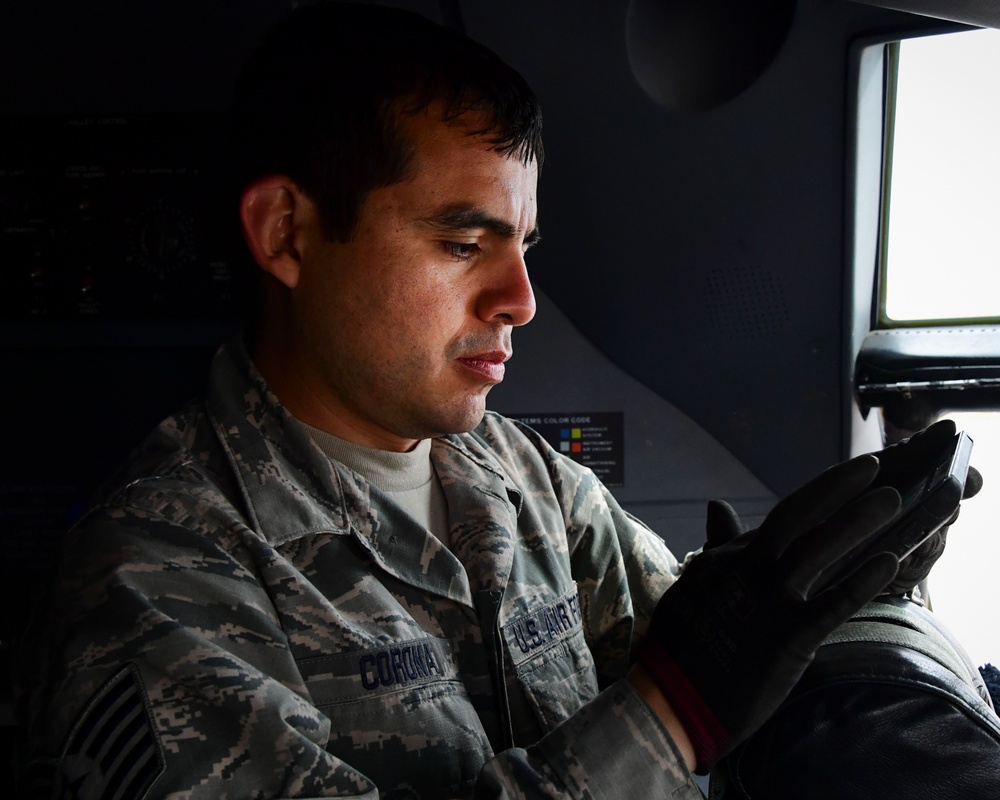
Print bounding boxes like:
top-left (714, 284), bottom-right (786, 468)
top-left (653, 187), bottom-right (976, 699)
top-left (626, 0), bottom-right (797, 111)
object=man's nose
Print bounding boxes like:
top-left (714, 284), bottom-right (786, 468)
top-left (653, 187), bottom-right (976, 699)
top-left (477, 253), bottom-right (536, 327)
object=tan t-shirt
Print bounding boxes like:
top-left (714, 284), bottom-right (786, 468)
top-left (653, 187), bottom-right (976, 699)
top-left (299, 424), bottom-right (450, 547)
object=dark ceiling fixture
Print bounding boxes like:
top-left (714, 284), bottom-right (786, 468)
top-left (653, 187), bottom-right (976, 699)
top-left (626, 0), bottom-right (797, 112)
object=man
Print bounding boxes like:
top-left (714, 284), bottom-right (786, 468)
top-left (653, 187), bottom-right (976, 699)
top-left (14, 3), bottom-right (971, 798)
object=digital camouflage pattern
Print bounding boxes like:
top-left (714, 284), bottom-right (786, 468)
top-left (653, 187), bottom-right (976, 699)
top-left (16, 337), bottom-right (704, 799)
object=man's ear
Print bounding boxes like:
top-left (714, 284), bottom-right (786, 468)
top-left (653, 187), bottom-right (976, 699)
top-left (239, 176), bottom-right (307, 289)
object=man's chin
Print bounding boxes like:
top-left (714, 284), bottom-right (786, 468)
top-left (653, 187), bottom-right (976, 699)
top-left (434, 399), bottom-right (488, 437)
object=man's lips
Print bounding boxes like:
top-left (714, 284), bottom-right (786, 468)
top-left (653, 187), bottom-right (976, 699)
top-left (456, 351), bottom-right (509, 383)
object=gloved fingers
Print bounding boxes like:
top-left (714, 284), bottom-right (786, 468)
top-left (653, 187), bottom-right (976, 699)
top-left (802, 552), bottom-right (899, 638)
top-left (876, 461), bottom-right (977, 595)
top-left (705, 499), bottom-right (743, 549)
top-left (781, 485), bottom-right (901, 598)
top-left (870, 419), bottom-right (956, 488)
top-left (886, 527), bottom-right (948, 594)
top-left (757, 454), bottom-right (880, 555)
top-left (964, 464), bottom-right (983, 500)
top-left (934, 465), bottom-right (980, 529)
top-left (890, 418), bottom-right (955, 454)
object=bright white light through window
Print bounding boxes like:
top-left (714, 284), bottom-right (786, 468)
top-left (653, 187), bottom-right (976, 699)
top-left (929, 412), bottom-right (1000, 671)
top-left (883, 28), bottom-right (1000, 323)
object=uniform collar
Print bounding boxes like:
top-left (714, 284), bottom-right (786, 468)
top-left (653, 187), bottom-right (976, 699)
top-left (204, 337), bottom-right (523, 554)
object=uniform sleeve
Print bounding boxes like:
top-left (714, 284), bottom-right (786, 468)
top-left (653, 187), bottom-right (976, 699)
top-left (474, 680), bottom-right (704, 799)
top-left (17, 512), bottom-right (379, 799)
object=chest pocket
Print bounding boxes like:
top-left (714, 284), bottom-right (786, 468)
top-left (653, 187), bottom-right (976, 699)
top-left (503, 591), bottom-right (600, 733)
top-left (296, 636), bottom-right (493, 800)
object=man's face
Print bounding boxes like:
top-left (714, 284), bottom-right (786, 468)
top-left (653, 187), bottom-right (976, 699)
top-left (281, 108), bottom-right (539, 451)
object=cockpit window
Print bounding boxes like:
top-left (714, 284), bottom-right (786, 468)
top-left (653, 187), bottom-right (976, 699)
top-left (879, 28), bottom-right (1000, 326)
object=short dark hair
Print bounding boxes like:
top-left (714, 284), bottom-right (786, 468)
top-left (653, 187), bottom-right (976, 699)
top-left (229, 1), bottom-right (544, 242)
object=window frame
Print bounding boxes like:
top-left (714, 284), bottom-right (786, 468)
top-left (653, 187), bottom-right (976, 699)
top-left (846, 24), bottom-right (1000, 440)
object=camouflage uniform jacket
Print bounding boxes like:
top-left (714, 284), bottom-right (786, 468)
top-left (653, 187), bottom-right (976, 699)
top-left (18, 338), bottom-right (703, 800)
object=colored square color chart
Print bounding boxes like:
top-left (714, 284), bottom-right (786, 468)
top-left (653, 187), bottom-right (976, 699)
top-left (508, 412), bottom-right (625, 486)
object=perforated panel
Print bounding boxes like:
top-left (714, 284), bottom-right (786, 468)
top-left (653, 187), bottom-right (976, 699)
top-left (703, 264), bottom-right (790, 341)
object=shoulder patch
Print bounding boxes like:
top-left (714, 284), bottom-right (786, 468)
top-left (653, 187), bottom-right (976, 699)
top-left (36, 666), bottom-right (164, 800)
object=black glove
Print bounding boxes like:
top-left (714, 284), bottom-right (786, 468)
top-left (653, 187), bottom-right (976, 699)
top-left (638, 455), bottom-right (901, 773)
top-left (866, 419), bottom-right (983, 594)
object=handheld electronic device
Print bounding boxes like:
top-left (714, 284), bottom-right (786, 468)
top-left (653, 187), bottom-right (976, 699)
top-left (816, 430), bottom-right (973, 593)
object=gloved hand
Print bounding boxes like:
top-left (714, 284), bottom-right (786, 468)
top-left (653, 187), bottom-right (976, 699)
top-left (638, 455), bottom-right (901, 774)
top-left (865, 419), bottom-right (983, 594)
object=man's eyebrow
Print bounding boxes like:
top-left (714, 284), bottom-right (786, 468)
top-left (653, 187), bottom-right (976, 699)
top-left (418, 205), bottom-right (541, 247)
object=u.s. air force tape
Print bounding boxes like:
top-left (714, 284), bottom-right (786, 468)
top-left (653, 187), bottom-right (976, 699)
top-left (502, 591), bottom-right (584, 665)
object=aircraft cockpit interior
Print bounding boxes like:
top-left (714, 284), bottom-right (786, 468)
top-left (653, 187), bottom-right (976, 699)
top-left (3, 0), bottom-right (1000, 795)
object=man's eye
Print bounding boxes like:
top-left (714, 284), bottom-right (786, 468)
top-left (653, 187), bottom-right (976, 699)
top-left (443, 242), bottom-right (480, 260)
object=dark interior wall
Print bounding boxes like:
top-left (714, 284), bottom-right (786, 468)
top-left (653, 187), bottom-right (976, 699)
top-left (1, 0), bottom-right (287, 115)
top-left (0, 0), bottom-right (299, 459)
